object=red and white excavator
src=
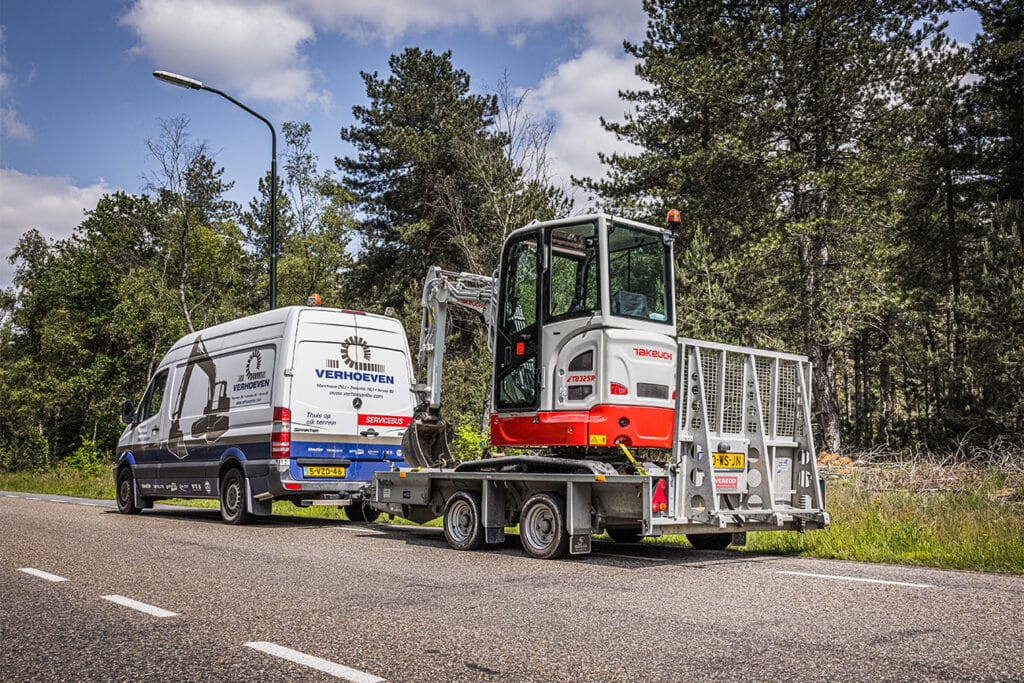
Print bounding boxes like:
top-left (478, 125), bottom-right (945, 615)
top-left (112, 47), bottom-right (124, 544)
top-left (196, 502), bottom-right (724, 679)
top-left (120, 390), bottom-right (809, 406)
top-left (383, 212), bottom-right (828, 559)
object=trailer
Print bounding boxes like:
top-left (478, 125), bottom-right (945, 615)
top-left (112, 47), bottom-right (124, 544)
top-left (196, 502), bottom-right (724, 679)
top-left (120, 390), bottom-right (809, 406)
top-left (373, 336), bottom-right (829, 559)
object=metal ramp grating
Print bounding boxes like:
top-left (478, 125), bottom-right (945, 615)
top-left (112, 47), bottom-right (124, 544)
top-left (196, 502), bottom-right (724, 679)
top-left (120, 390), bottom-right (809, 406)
top-left (777, 360), bottom-right (797, 438)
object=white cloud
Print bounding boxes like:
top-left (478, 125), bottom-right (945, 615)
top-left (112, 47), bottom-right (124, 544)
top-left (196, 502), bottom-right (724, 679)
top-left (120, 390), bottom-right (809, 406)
top-left (0, 24), bottom-right (33, 141)
top-left (526, 47), bottom-right (644, 200)
top-left (292, 0), bottom-right (646, 47)
top-left (122, 0), bottom-right (329, 106)
top-left (121, 0), bottom-right (647, 107)
top-left (0, 169), bottom-right (113, 288)
top-left (119, 0), bottom-right (652, 200)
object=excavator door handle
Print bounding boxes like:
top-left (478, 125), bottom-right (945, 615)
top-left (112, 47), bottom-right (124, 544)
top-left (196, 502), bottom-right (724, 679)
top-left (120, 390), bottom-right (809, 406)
top-left (360, 428), bottom-right (379, 438)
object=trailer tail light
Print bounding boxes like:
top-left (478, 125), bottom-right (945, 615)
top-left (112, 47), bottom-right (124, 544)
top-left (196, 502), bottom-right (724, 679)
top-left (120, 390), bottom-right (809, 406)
top-left (610, 382), bottom-right (629, 396)
top-left (652, 478), bottom-right (668, 513)
top-left (272, 406), bottom-right (291, 458)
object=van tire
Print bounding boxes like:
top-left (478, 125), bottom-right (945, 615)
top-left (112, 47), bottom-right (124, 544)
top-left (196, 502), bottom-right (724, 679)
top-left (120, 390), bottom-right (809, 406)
top-left (116, 467), bottom-right (142, 514)
top-left (347, 502), bottom-right (380, 524)
top-left (219, 468), bottom-right (253, 525)
top-left (443, 490), bottom-right (485, 551)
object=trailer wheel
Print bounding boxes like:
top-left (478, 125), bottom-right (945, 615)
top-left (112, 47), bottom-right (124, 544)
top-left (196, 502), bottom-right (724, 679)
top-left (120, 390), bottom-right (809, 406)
top-left (519, 492), bottom-right (569, 559)
top-left (443, 491), bottom-right (485, 551)
top-left (686, 533), bottom-right (733, 550)
top-left (347, 502), bottom-right (380, 524)
top-left (219, 467), bottom-right (253, 525)
top-left (605, 526), bottom-right (643, 544)
top-left (115, 467), bottom-right (142, 514)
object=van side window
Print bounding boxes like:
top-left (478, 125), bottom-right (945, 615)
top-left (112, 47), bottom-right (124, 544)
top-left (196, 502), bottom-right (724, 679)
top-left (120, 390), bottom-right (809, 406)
top-left (136, 370), bottom-right (169, 423)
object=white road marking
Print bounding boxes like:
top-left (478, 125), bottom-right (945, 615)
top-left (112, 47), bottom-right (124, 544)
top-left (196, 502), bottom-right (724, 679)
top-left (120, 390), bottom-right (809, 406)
top-left (777, 570), bottom-right (934, 588)
top-left (590, 553), bottom-right (668, 563)
top-left (101, 595), bottom-right (179, 617)
top-left (5, 494), bottom-right (19, 497)
top-left (17, 568), bottom-right (69, 582)
top-left (26, 497), bottom-right (41, 500)
top-left (79, 502), bottom-right (99, 506)
top-left (245, 641), bottom-right (385, 682)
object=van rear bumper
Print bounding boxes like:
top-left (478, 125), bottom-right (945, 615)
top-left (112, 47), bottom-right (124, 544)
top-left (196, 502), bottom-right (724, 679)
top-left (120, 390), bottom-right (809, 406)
top-left (244, 459), bottom-right (377, 499)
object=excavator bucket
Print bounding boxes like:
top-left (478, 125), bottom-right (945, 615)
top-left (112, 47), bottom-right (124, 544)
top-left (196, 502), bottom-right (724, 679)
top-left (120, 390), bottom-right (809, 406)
top-left (401, 416), bottom-right (457, 469)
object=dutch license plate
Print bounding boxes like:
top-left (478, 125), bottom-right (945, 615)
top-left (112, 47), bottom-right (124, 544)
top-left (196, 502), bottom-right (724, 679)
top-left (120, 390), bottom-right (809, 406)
top-left (304, 466), bottom-right (346, 478)
top-left (712, 452), bottom-right (745, 470)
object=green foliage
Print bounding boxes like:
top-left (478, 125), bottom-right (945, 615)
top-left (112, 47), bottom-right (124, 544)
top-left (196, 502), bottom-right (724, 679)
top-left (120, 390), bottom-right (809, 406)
top-left (451, 422), bottom-right (488, 461)
top-left (63, 436), bottom-right (107, 476)
top-left (585, 0), bottom-right (1022, 453)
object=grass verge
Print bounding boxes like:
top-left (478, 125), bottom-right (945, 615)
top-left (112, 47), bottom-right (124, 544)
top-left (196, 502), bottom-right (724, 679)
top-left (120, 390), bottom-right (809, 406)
top-left (3, 464), bottom-right (1020, 573)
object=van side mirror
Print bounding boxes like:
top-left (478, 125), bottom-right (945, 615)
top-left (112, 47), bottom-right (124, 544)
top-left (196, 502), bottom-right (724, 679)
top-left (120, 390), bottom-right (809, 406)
top-left (120, 400), bottom-right (136, 425)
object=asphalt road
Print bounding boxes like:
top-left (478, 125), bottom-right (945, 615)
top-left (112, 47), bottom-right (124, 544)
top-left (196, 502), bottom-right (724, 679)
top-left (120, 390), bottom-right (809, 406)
top-left (2, 491), bottom-right (1022, 682)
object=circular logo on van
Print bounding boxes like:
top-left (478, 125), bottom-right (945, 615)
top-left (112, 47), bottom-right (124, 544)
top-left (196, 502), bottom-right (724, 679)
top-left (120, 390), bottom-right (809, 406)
top-left (245, 349), bottom-right (266, 380)
top-left (341, 336), bottom-right (385, 373)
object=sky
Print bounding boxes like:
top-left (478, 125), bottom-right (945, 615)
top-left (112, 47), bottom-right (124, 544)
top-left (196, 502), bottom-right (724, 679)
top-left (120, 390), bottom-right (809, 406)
top-left (0, 1), bottom-right (983, 289)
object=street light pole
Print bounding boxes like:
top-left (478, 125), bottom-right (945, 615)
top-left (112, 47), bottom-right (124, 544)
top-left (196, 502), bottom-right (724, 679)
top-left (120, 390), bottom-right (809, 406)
top-left (153, 70), bottom-right (278, 310)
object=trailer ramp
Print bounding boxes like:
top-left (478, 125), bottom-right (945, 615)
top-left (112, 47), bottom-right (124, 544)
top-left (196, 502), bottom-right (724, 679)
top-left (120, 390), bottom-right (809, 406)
top-left (655, 338), bottom-right (829, 535)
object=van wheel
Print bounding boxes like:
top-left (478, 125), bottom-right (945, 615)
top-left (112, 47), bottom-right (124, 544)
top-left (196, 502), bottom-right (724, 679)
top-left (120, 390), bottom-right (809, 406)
top-left (347, 502), bottom-right (380, 524)
top-left (443, 491), bottom-right (484, 551)
top-left (686, 533), bottom-right (733, 550)
top-left (116, 467), bottom-right (142, 514)
top-left (519, 492), bottom-right (569, 559)
top-left (219, 468), bottom-right (253, 525)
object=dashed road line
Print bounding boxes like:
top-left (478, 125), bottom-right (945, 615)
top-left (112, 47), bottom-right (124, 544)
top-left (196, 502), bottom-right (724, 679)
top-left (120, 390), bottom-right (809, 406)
top-left (245, 641), bottom-right (385, 682)
top-left (5, 494), bottom-right (19, 497)
top-left (101, 595), bottom-right (179, 617)
top-left (79, 502), bottom-right (99, 506)
top-left (17, 568), bottom-right (69, 582)
top-left (777, 570), bottom-right (934, 589)
top-left (26, 497), bottom-right (41, 500)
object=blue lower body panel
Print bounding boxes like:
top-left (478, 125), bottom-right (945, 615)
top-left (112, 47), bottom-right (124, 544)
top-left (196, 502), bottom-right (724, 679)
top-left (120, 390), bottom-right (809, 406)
top-left (289, 440), bottom-right (405, 483)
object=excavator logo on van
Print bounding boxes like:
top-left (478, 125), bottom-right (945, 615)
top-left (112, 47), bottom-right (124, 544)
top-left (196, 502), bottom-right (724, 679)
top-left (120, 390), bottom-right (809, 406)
top-left (314, 336), bottom-right (395, 384)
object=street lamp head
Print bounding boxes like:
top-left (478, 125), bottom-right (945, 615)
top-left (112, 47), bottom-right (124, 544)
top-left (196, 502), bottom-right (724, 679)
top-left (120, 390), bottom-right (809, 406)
top-left (153, 70), bottom-right (203, 90)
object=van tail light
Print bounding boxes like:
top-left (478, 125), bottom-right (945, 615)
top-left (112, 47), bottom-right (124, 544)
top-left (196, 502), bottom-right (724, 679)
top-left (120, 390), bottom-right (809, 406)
top-left (610, 382), bottom-right (629, 396)
top-left (272, 406), bottom-right (291, 458)
top-left (652, 478), bottom-right (668, 513)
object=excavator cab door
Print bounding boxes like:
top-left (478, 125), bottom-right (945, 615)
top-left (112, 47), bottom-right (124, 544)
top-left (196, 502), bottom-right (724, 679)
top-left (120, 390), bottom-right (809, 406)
top-left (494, 232), bottom-right (541, 411)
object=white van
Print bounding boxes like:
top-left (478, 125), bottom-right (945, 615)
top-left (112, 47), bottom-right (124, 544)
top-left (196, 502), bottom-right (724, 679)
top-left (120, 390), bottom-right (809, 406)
top-left (114, 305), bottom-right (415, 524)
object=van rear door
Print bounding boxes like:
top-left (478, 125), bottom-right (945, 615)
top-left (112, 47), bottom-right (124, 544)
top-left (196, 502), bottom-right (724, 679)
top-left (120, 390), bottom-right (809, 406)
top-left (289, 310), bottom-right (414, 484)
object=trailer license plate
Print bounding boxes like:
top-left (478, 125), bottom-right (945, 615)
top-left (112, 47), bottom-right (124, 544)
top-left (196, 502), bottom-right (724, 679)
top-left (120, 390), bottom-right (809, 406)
top-left (304, 466), bottom-right (346, 478)
top-left (712, 452), bottom-right (745, 470)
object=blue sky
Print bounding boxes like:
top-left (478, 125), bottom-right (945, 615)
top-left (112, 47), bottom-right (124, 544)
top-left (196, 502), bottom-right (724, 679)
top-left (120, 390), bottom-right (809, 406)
top-left (0, 1), bottom-right (982, 288)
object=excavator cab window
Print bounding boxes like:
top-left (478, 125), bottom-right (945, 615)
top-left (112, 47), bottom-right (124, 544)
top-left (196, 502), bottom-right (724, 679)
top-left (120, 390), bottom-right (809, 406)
top-left (607, 222), bottom-right (672, 323)
top-left (547, 222), bottom-right (599, 321)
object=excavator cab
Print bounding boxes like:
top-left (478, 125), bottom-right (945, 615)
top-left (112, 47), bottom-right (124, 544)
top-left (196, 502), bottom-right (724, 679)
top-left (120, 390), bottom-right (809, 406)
top-left (489, 214), bottom-right (678, 452)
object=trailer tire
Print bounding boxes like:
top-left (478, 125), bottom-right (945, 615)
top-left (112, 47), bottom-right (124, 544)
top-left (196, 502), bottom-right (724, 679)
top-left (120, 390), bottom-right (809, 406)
top-left (116, 467), bottom-right (142, 514)
top-left (219, 467), bottom-right (253, 525)
top-left (686, 533), bottom-right (733, 551)
top-left (347, 502), bottom-right (380, 524)
top-left (605, 526), bottom-right (643, 544)
top-left (519, 492), bottom-right (569, 559)
top-left (443, 491), bottom-right (485, 551)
